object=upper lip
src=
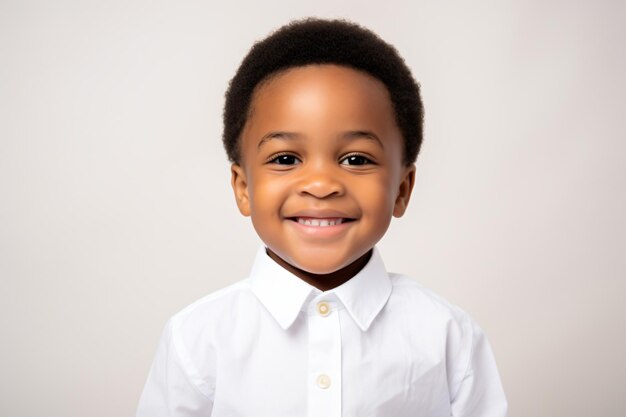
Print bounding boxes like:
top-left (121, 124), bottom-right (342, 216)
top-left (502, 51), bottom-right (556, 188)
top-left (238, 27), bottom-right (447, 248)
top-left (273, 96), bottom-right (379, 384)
top-left (285, 209), bottom-right (357, 220)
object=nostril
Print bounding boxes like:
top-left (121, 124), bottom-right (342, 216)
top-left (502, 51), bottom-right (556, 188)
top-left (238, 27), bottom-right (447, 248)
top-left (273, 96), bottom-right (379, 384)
top-left (297, 177), bottom-right (345, 199)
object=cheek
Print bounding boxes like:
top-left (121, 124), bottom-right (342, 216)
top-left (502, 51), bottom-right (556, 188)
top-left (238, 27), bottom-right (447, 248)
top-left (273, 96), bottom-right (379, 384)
top-left (355, 175), bottom-right (397, 212)
top-left (248, 175), bottom-right (290, 214)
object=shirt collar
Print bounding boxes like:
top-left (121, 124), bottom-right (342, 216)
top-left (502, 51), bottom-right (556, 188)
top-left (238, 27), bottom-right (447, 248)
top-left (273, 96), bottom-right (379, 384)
top-left (249, 245), bottom-right (392, 332)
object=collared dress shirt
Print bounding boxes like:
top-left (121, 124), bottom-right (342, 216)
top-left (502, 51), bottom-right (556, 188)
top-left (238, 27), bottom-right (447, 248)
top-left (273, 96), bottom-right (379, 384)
top-left (137, 246), bottom-right (507, 417)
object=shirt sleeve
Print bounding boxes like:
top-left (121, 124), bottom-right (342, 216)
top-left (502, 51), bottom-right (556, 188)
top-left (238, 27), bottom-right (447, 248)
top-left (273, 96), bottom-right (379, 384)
top-left (450, 318), bottom-right (508, 417)
top-left (136, 320), bottom-right (214, 417)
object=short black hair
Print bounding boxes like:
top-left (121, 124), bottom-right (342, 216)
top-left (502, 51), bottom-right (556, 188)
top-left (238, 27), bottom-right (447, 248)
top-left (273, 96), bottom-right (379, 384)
top-left (222, 18), bottom-right (423, 166)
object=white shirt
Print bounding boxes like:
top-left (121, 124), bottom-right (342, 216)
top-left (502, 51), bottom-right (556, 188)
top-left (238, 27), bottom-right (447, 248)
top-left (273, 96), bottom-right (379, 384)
top-left (137, 246), bottom-right (507, 417)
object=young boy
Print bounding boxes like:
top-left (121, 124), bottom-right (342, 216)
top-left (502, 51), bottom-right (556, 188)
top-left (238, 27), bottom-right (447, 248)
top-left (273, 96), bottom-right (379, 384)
top-left (137, 18), bottom-right (507, 417)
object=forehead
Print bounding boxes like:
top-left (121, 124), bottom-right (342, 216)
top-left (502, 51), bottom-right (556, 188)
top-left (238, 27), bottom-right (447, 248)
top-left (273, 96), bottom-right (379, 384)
top-left (250, 64), bottom-right (393, 118)
top-left (242, 64), bottom-right (401, 151)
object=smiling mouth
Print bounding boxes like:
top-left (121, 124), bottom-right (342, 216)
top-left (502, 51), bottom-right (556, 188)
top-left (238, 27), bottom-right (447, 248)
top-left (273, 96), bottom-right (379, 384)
top-left (288, 217), bottom-right (356, 227)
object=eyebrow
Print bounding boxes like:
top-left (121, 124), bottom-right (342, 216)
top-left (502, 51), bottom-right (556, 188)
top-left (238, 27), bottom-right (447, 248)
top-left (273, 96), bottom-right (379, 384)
top-left (257, 131), bottom-right (303, 149)
top-left (341, 130), bottom-right (384, 149)
top-left (257, 130), bottom-right (384, 149)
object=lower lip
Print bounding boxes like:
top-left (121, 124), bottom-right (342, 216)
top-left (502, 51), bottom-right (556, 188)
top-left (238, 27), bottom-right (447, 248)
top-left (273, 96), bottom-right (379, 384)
top-left (287, 219), bottom-right (354, 238)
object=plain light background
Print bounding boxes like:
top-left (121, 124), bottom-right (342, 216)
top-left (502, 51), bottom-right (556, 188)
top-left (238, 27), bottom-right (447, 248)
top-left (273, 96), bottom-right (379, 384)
top-left (1, 1), bottom-right (625, 416)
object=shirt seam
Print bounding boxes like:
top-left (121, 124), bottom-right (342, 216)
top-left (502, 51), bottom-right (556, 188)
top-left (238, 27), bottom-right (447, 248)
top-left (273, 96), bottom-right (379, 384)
top-left (169, 320), bottom-right (214, 401)
top-left (450, 318), bottom-right (475, 402)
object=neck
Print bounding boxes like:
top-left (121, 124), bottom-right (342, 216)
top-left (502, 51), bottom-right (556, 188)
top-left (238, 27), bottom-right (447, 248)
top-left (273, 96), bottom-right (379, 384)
top-left (266, 249), bottom-right (373, 292)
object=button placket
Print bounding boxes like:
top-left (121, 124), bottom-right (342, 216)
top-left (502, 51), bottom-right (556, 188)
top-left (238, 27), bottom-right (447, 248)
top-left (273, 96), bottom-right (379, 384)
top-left (307, 299), bottom-right (341, 417)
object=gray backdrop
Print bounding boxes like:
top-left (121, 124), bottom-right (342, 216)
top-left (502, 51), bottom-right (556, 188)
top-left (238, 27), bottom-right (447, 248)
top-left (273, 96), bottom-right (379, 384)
top-left (1, 1), bottom-right (625, 416)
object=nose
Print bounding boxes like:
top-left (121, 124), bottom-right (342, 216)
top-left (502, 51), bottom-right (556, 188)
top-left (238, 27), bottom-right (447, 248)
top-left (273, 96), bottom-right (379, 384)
top-left (296, 163), bottom-right (345, 199)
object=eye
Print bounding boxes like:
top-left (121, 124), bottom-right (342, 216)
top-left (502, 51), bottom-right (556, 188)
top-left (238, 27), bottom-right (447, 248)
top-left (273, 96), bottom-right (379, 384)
top-left (340, 153), bottom-right (373, 166)
top-left (268, 153), bottom-right (301, 165)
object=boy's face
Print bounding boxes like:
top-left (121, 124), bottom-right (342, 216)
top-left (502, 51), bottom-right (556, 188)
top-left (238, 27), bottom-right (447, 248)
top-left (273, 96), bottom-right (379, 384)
top-left (231, 64), bottom-right (415, 275)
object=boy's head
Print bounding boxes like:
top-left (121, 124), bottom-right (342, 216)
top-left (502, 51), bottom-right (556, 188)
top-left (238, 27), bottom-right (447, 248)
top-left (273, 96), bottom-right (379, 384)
top-left (225, 18), bottom-right (423, 278)
top-left (223, 18), bottom-right (423, 166)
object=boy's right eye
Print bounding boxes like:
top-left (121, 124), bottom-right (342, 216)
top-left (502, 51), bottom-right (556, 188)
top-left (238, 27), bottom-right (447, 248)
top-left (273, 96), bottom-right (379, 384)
top-left (268, 154), bottom-right (301, 165)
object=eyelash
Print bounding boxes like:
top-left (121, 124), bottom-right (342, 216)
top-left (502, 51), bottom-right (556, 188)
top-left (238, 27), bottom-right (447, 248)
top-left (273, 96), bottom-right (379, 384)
top-left (266, 152), bottom-right (375, 166)
top-left (266, 152), bottom-right (301, 165)
top-left (339, 152), bottom-right (374, 166)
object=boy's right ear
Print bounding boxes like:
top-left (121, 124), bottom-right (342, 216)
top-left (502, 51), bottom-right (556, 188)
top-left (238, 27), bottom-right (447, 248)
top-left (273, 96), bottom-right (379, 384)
top-left (230, 164), bottom-right (251, 217)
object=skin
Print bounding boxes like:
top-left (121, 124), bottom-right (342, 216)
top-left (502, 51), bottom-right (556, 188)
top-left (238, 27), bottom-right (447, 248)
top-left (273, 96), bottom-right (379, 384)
top-left (231, 64), bottom-right (416, 291)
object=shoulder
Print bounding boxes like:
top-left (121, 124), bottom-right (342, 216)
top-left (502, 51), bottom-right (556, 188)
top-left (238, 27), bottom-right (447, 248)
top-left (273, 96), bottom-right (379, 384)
top-left (174, 278), bottom-right (252, 318)
top-left (165, 278), bottom-right (259, 360)
top-left (169, 278), bottom-right (255, 336)
top-left (388, 272), bottom-right (473, 326)
top-left (157, 279), bottom-right (257, 393)
top-left (387, 273), bottom-right (492, 395)
top-left (386, 272), bottom-right (480, 362)
top-left (386, 274), bottom-right (507, 412)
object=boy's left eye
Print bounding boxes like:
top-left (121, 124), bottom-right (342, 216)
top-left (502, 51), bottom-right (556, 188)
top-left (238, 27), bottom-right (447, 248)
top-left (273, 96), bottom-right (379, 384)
top-left (340, 154), bottom-right (373, 166)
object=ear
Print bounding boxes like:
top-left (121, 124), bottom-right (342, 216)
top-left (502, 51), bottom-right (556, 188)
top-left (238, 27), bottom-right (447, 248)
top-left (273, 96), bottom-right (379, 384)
top-left (393, 164), bottom-right (416, 218)
top-left (231, 163), bottom-right (251, 217)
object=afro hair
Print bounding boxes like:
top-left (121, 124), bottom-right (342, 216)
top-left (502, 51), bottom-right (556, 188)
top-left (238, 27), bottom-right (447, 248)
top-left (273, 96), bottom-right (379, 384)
top-left (222, 18), bottom-right (423, 166)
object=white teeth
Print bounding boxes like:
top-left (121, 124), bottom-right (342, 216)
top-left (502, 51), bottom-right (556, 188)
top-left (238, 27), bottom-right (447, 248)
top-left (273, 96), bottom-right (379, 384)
top-left (296, 218), bottom-right (344, 227)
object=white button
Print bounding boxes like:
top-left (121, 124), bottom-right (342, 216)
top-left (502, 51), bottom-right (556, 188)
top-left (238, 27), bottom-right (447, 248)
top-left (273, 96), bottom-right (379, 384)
top-left (316, 373), bottom-right (331, 389)
top-left (317, 301), bottom-right (330, 316)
